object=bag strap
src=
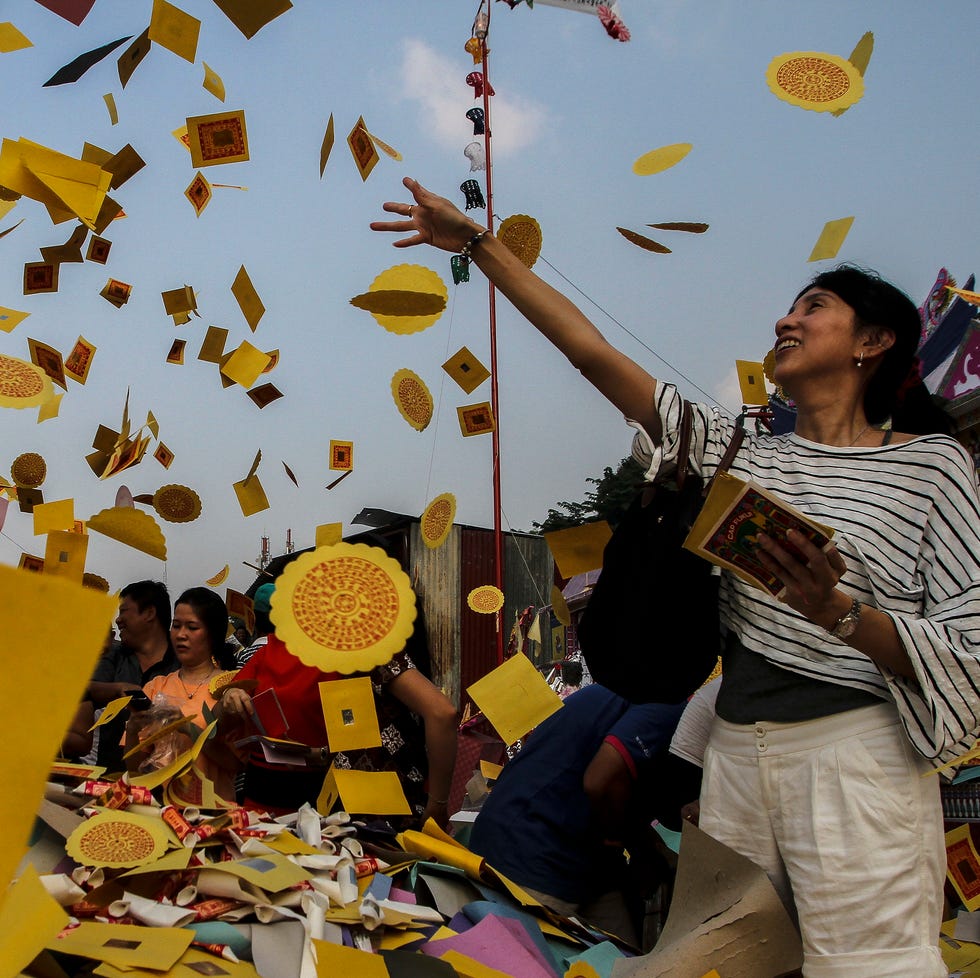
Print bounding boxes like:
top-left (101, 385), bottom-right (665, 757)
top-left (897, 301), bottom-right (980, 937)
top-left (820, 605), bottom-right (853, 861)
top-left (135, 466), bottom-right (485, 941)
top-left (675, 400), bottom-right (695, 491)
top-left (703, 419), bottom-right (745, 497)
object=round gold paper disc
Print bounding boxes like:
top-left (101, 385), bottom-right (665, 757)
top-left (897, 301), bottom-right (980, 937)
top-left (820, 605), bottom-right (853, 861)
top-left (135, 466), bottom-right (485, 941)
top-left (271, 543), bottom-right (417, 674)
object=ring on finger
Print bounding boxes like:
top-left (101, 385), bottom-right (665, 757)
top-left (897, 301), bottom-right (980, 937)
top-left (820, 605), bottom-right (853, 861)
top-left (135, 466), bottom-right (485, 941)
top-left (408, 205), bottom-right (415, 218)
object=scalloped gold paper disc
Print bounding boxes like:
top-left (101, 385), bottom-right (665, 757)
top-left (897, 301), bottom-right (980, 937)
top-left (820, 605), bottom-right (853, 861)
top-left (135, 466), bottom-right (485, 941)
top-left (391, 368), bottom-right (433, 431)
top-left (360, 264), bottom-right (448, 335)
top-left (66, 810), bottom-right (171, 869)
top-left (467, 585), bottom-right (504, 614)
top-left (82, 573), bottom-right (110, 592)
top-left (766, 51), bottom-right (864, 112)
top-left (88, 506), bottom-right (167, 560)
top-left (11, 451), bottom-right (46, 487)
top-left (497, 215), bottom-right (542, 269)
top-left (153, 484), bottom-right (202, 524)
top-left (0, 353), bottom-right (54, 409)
top-left (420, 492), bottom-right (456, 549)
top-left (270, 543), bottom-right (417, 674)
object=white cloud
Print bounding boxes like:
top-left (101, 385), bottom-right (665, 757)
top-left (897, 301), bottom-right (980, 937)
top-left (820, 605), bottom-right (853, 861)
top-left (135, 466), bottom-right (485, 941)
top-left (398, 39), bottom-right (548, 161)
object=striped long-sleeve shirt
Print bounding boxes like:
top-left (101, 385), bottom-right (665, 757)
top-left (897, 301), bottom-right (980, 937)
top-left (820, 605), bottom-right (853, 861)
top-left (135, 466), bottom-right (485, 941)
top-left (629, 383), bottom-right (980, 764)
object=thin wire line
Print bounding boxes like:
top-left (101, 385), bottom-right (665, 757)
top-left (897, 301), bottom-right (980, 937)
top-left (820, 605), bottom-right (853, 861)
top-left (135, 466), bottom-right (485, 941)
top-left (0, 528), bottom-right (25, 553)
top-left (534, 253), bottom-right (732, 414)
top-left (498, 504), bottom-right (549, 607)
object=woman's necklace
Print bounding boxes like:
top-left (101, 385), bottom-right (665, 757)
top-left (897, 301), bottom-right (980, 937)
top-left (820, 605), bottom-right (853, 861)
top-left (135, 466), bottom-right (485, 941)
top-left (848, 423), bottom-right (872, 447)
top-left (177, 666), bottom-right (215, 699)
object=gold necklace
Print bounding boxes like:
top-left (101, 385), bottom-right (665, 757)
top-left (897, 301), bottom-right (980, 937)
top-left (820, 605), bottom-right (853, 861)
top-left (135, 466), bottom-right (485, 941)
top-left (177, 666), bottom-right (214, 699)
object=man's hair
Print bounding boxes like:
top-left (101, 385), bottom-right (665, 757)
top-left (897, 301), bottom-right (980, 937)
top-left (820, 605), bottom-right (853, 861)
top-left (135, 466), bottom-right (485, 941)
top-left (120, 580), bottom-right (171, 632)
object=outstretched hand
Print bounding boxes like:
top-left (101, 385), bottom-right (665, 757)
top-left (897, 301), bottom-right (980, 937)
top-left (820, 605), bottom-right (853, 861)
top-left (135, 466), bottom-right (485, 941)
top-left (370, 177), bottom-right (483, 254)
top-left (756, 529), bottom-right (849, 627)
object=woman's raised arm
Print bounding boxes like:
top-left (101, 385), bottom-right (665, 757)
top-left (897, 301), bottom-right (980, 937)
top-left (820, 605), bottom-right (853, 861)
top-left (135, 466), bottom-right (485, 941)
top-left (371, 177), bottom-right (662, 442)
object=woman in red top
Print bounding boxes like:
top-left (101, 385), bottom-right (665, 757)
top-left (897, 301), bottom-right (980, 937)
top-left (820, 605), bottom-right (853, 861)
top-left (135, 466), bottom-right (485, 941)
top-left (219, 596), bottom-right (457, 825)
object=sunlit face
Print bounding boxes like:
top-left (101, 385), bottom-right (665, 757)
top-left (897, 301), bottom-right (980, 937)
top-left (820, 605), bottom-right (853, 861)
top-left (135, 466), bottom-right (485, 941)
top-left (771, 288), bottom-right (859, 391)
top-left (170, 603), bottom-right (213, 669)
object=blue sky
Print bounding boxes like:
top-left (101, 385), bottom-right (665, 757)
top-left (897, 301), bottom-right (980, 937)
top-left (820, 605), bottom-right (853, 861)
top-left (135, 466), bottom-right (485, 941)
top-left (1, 0), bottom-right (977, 600)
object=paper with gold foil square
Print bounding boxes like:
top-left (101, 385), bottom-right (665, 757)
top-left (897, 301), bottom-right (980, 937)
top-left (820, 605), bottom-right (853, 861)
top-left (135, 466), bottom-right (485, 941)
top-left (161, 285), bottom-right (196, 316)
top-left (37, 390), bottom-right (63, 423)
top-left (221, 340), bottom-right (272, 388)
top-left (319, 676), bottom-right (382, 753)
top-left (24, 262), bottom-right (59, 295)
top-left (117, 27), bottom-right (150, 88)
top-left (100, 278), bottom-right (132, 307)
top-left (231, 264), bottom-right (265, 331)
top-left (28, 338), bottom-right (67, 390)
top-left (148, 0), bottom-right (200, 64)
top-left (18, 552), bottom-right (44, 571)
top-left (210, 0), bottom-right (293, 39)
top-left (0, 306), bottom-right (30, 333)
top-left (85, 235), bottom-right (111, 263)
top-left (0, 565), bottom-right (116, 900)
top-left (347, 116), bottom-right (378, 181)
top-left (457, 402), bottom-right (495, 437)
top-left (736, 360), bottom-right (769, 406)
top-left (197, 325), bottom-right (228, 364)
top-left (40, 224), bottom-right (87, 264)
top-left (318, 765), bottom-right (411, 818)
top-left (33, 498), bottom-right (74, 535)
top-left (202, 61), bottom-right (225, 101)
top-left (187, 110), bottom-right (249, 168)
top-left (103, 143), bottom-right (145, 190)
top-left (543, 521), bottom-right (613, 578)
top-left (166, 339), bottom-right (185, 365)
top-left (329, 440), bottom-right (353, 471)
top-left (808, 216), bottom-right (855, 262)
top-left (0, 23), bottom-right (32, 53)
top-left (319, 112), bottom-right (335, 177)
top-left (64, 335), bottom-right (96, 384)
top-left (233, 450), bottom-right (269, 517)
top-left (43, 529), bottom-right (88, 583)
top-left (315, 522), bottom-right (342, 548)
top-left (443, 346), bottom-right (490, 394)
top-left (247, 382), bottom-right (282, 409)
top-left (184, 170), bottom-right (212, 216)
top-left (467, 652), bottom-right (563, 746)
top-left (154, 442), bottom-right (175, 468)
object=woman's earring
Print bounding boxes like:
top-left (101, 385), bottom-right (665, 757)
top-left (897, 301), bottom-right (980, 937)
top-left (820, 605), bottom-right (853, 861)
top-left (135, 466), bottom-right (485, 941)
top-left (857, 352), bottom-right (865, 368)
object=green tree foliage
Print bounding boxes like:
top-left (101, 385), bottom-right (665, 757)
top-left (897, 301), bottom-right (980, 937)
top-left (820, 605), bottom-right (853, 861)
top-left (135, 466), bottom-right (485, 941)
top-left (533, 457), bottom-right (645, 532)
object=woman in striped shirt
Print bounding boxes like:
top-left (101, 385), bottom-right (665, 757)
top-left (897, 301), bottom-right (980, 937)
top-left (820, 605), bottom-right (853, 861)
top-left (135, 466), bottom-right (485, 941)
top-left (373, 179), bottom-right (980, 977)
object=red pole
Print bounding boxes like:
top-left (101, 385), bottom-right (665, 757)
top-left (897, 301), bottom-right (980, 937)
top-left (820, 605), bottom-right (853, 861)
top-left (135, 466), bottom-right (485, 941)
top-left (478, 9), bottom-right (505, 665)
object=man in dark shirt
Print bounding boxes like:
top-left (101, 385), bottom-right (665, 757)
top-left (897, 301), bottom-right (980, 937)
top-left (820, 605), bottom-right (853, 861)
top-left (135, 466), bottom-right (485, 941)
top-left (87, 580), bottom-right (178, 771)
top-left (468, 684), bottom-right (686, 946)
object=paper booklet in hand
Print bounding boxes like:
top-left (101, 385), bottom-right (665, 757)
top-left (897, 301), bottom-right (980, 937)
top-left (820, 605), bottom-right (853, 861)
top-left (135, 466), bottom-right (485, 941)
top-left (683, 471), bottom-right (835, 599)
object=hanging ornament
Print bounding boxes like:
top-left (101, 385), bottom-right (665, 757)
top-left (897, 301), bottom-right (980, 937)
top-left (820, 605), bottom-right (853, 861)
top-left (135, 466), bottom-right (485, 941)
top-left (465, 71), bottom-right (494, 99)
top-left (451, 255), bottom-right (470, 284)
top-left (597, 4), bottom-right (631, 42)
top-left (460, 179), bottom-right (486, 210)
top-left (465, 107), bottom-right (486, 135)
top-left (464, 37), bottom-right (484, 64)
top-left (464, 142), bottom-right (486, 171)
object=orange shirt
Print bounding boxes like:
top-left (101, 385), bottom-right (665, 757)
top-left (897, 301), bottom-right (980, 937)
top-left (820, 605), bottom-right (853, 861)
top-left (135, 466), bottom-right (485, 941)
top-left (143, 672), bottom-right (237, 802)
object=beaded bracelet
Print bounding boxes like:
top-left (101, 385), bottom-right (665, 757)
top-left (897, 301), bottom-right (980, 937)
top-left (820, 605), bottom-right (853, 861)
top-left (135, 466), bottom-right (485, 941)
top-left (459, 229), bottom-right (489, 262)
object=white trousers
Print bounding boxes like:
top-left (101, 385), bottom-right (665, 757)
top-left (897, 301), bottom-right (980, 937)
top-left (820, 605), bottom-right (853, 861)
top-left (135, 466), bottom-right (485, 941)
top-left (699, 703), bottom-right (947, 978)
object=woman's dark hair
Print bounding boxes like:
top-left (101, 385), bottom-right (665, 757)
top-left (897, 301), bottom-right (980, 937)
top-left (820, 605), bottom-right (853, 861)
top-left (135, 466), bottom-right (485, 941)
top-left (562, 659), bottom-right (584, 686)
top-left (174, 587), bottom-right (230, 664)
top-left (798, 264), bottom-right (953, 435)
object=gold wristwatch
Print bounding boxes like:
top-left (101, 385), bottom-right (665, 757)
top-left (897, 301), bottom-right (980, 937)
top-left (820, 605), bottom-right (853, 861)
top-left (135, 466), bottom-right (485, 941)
top-left (829, 597), bottom-right (862, 640)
